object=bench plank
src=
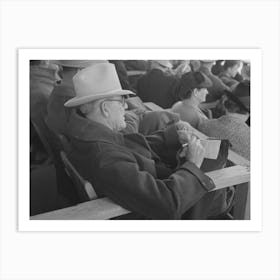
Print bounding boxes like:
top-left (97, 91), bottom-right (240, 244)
top-left (207, 165), bottom-right (250, 191)
top-left (31, 165), bottom-right (250, 220)
top-left (31, 198), bottom-right (130, 220)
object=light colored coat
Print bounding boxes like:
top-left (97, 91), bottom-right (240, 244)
top-left (198, 115), bottom-right (250, 160)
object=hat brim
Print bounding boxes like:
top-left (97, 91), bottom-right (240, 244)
top-left (197, 73), bottom-right (213, 88)
top-left (64, 89), bottom-right (135, 107)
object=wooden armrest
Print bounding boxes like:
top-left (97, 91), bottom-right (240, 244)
top-left (30, 165), bottom-right (250, 220)
top-left (207, 165), bottom-right (250, 191)
top-left (30, 197), bottom-right (130, 220)
top-left (228, 150), bottom-right (250, 167)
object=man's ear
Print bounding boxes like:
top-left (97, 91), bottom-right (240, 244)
top-left (193, 88), bottom-right (199, 97)
top-left (101, 101), bottom-right (110, 117)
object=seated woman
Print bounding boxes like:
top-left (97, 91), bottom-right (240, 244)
top-left (170, 71), bottom-right (213, 129)
top-left (218, 60), bottom-right (241, 91)
top-left (198, 91), bottom-right (250, 160)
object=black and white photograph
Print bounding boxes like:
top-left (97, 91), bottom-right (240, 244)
top-left (28, 58), bottom-right (251, 221)
top-left (17, 48), bottom-right (261, 231)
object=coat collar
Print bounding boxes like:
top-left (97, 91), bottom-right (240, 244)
top-left (67, 111), bottom-right (124, 145)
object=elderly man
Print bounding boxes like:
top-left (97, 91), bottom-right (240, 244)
top-left (199, 60), bottom-right (230, 102)
top-left (64, 63), bottom-right (215, 219)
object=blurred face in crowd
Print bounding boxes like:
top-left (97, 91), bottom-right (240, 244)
top-left (236, 61), bottom-right (243, 74)
top-left (228, 63), bottom-right (240, 77)
top-left (102, 96), bottom-right (127, 131)
top-left (194, 88), bottom-right (209, 103)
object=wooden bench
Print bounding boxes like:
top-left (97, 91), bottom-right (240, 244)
top-left (31, 165), bottom-right (249, 220)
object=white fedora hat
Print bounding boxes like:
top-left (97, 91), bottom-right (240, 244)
top-left (51, 60), bottom-right (108, 68)
top-left (64, 63), bottom-right (135, 107)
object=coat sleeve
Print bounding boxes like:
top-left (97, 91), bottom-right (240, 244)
top-left (93, 148), bottom-right (215, 219)
top-left (144, 124), bottom-right (181, 154)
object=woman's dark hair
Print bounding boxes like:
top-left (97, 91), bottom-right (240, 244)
top-left (218, 90), bottom-right (250, 115)
top-left (179, 88), bottom-right (193, 100)
top-left (223, 60), bottom-right (240, 71)
top-left (178, 71), bottom-right (206, 100)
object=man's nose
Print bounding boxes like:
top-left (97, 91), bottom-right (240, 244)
top-left (124, 102), bottom-right (128, 110)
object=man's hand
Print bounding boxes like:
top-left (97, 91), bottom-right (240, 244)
top-left (184, 135), bottom-right (205, 168)
top-left (175, 121), bottom-right (193, 144)
top-left (175, 120), bottom-right (193, 132)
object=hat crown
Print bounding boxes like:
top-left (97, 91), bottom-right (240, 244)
top-left (73, 63), bottom-right (122, 99)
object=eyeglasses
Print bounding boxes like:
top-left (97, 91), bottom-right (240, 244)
top-left (104, 96), bottom-right (127, 108)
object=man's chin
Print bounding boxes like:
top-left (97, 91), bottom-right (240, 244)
top-left (118, 122), bottom-right (127, 131)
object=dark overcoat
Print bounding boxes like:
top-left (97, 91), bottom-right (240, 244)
top-left (67, 112), bottom-right (215, 219)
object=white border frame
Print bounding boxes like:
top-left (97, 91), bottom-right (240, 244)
top-left (19, 48), bottom-right (262, 232)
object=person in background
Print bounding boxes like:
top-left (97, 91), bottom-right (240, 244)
top-left (199, 60), bottom-right (230, 102)
top-left (45, 60), bottom-right (107, 136)
top-left (30, 60), bottom-right (61, 121)
top-left (234, 80), bottom-right (250, 98)
top-left (170, 60), bottom-right (183, 69)
top-left (241, 61), bottom-right (250, 81)
top-left (64, 62), bottom-right (216, 219)
top-left (124, 60), bottom-right (148, 71)
top-left (232, 80), bottom-right (250, 126)
top-left (198, 90), bottom-right (250, 160)
top-left (137, 60), bottom-right (179, 109)
top-left (30, 60), bottom-right (61, 165)
top-left (211, 60), bottom-right (224, 76)
top-left (218, 60), bottom-right (241, 90)
top-left (189, 60), bottom-right (201, 72)
top-left (171, 71), bottom-right (213, 128)
top-left (173, 60), bottom-right (191, 78)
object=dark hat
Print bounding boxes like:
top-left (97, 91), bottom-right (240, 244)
top-left (179, 71), bottom-right (213, 96)
top-left (224, 90), bottom-right (250, 113)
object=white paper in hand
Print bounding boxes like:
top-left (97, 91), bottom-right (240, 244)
top-left (200, 139), bottom-right (221, 159)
